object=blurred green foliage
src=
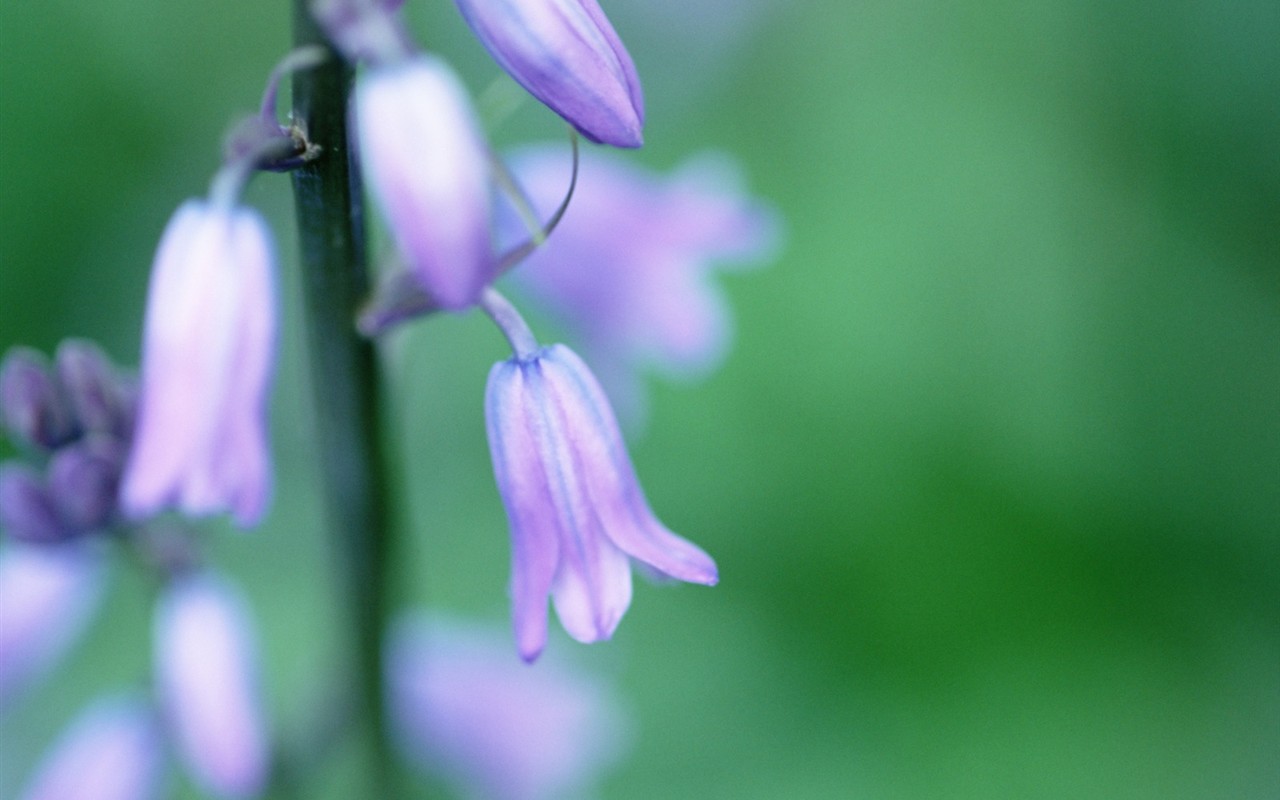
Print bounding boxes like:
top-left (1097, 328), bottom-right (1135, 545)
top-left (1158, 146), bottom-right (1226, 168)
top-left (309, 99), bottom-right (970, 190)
top-left (1, 1), bottom-right (1277, 798)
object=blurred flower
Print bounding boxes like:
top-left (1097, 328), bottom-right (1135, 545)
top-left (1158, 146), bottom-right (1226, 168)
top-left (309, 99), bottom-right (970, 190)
top-left (0, 544), bottom-right (103, 704)
top-left (0, 463), bottom-right (67, 544)
top-left (120, 199), bottom-right (276, 528)
top-left (0, 348), bottom-right (75, 452)
top-left (504, 146), bottom-right (780, 420)
top-left (485, 343), bottom-right (717, 661)
top-left (17, 694), bottom-right (163, 800)
top-left (387, 613), bottom-right (629, 800)
top-left (54, 339), bottom-right (135, 441)
top-left (356, 55), bottom-right (495, 311)
top-left (454, 0), bottom-right (645, 147)
top-left (154, 571), bottom-right (269, 799)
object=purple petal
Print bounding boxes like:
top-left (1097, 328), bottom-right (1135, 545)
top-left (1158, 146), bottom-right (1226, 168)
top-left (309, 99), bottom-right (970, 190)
top-left (54, 339), bottom-right (131, 438)
top-left (0, 544), bottom-right (103, 704)
top-left (0, 347), bottom-right (74, 451)
top-left (17, 695), bottom-right (163, 800)
top-left (47, 436), bottom-right (126, 531)
top-left (356, 57), bottom-right (494, 310)
top-left (454, 0), bottom-right (644, 147)
top-left (154, 572), bottom-right (269, 798)
top-left (0, 463), bottom-right (67, 544)
top-left (386, 613), bottom-right (629, 800)
top-left (120, 200), bottom-right (276, 527)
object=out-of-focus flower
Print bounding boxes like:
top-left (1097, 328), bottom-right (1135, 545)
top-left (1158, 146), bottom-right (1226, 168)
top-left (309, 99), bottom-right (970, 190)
top-left (54, 339), bottom-right (135, 441)
top-left (154, 571), bottom-right (269, 799)
top-left (356, 55), bottom-right (495, 310)
top-left (0, 544), bottom-right (103, 703)
top-left (0, 348), bottom-right (75, 452)
top-left (0, 463), bottom-right (67, 544)
top-left (119, 199), bottom-right (276, 528)
top-left (387, 613), bottom-right (629, 800)
top-left (503, 146), bottom-right (780, 419)
top-left (485, 343), bottom-right (717, 661)
top-left (454, 0), bottom-right (645, 147)
top-left (17, 694), bottom-right (163, 800)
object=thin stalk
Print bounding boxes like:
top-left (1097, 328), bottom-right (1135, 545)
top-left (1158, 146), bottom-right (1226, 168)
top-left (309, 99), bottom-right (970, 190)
top-left (288, 2), bottom-right (395, 795)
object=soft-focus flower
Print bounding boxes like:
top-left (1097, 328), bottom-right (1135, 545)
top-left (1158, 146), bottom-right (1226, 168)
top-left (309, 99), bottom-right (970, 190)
top-left (119, 199), bottom-right (276, 528)
top-left (485, 343), bottom-right (717, 661)
top-left (503, 146), bottom-right (779, 419)
top-left (0, 348), bottom-right (75, 452)
top-left (387, 613), bottom-right (628, 800)
top-left (154, 571), bottom-right (269, 799)
top-left (356, 55), bottom-right (495, 310)
top-left (0, 544), bottom-right (103, 703)
top-left (454, 0), bottom-right (645, 147)
top-left (17, 694), bottom-right (163, 800)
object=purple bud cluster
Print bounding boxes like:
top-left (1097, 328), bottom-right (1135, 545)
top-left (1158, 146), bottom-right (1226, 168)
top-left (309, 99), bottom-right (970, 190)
top-left (0, 341), bottom-right (135, 544)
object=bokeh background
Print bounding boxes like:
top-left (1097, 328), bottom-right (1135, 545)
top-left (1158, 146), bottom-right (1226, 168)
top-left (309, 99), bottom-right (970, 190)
top-left (2, 1), bottom-right (1277, 798)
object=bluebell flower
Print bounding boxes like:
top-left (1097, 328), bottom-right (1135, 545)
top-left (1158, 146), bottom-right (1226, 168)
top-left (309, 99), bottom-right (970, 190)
top-left (503, 146), bottom-right (780, 419)
top-left (454, 0), bottom-right (645, 147)
top-left (17, 694), bottom-right (163, 800)
top-left (356, 55), bottom-right (495, 310)
top-left (119, 200), bottom-right (276, 528)
top-left (485, 343), bottom-right (717, 661)
top-left (387, 613), bottom-right (628, 800)
top-left (154, 571), bottom-right (269, 799)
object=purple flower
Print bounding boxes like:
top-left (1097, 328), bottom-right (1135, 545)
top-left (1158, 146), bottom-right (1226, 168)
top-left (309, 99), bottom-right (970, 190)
top-left (154, 571), bottom-right (269, 799)
top-left (356, 55), bottom-right (495, 310)
top-left (119, 200), bottom-right (276, 528)
top-left (387, 614), bottom-right (628, 800)
top-left (0, 544), bottom-right (103, 704)
top-left (0, 348), bottom-right (75, 452)
top-left (17, 694), bottom-right (163, 800)
top-left (454, 0), bottom-right (645, 147)
top-left (504, 147), bottom-right (779, 418)
top-left (485, 343), bottom-right (717, 661)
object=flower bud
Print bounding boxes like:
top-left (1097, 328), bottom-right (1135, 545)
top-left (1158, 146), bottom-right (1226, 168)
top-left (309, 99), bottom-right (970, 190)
top-left (55, 339), bottom-right (132, 439)
top-left (0, 463), bottom-right (67, 544)
top-left (454, 0), bottom-right (645, 147)
top-left (0, 348), bottom-right (74, 451)
top-left (356, 56), bottom-right (495, 310)
top-left (155, 572), bottom-right (269, 798)
top-left (48, 436), bottom-right (125, 532)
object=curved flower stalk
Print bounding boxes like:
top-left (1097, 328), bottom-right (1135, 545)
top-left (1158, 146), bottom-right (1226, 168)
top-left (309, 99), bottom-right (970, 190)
top-left (153, 571), bottom-right (270, 799)
top-left (355, 55), bottom-right (496, 310)
top-left (502, 146), bottom-right (780, 418)
top-left (454, 0), bottom-right (645, 147)
top-left (482, 292), bottom-right (717, 660)
top-left (17, 694), bottom-right (164, 800)
top-left (119, 199), bottom-right (276, 528)
top-left (0, 544), bottom-right (104, 704)
top-left (387, 614), bottom-right (629, 800)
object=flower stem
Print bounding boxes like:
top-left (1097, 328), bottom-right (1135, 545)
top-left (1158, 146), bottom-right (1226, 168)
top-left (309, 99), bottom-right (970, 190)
top-left (289, 2), bottom-right (395, 795)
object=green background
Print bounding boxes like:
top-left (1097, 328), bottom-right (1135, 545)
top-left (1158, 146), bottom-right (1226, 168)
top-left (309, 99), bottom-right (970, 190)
top-left (1, 1), bottom-right (1277, 798)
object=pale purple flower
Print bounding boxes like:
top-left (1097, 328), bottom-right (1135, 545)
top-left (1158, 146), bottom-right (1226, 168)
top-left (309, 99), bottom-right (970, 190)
top-left (454, 0), bottom-right (645, 147)
top-left (119, 199), bottom-right (276, 528)
top-left (0, 544), bottom-right (103, 703)
top-left (504, 146), bottom-right (779, 418)
top-left (485, 343), bottom-right (717, 661)
top-left (17, 694), bottom-right (163, 800)
top-left (154, 571), bottom-right (269, 799)
top-left (387, 614), bottom-right (628, 800)
top-left (356, 55), bottom-right (495, 310)
top-left (0, 348), bottom-right (74, 452)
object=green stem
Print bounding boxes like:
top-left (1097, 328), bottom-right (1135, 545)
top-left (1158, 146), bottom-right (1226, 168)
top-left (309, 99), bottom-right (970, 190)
top-left (289, 3), bottom-right (395, 795)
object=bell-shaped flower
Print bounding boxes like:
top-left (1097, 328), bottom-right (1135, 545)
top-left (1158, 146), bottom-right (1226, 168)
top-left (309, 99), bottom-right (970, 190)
top-left (17, 694), bottom-right (163, 800)
top-left (503, 146), bottom-right (780, 420)
top-left (454, 0), bottom-right (645, 147)
top-left (485, 343), bottom-right (717, 661)
top-left (356, 55), bottom-right (495, 310)
top-left (387, 613), bottom-right (628, 800)
top-left (0, 544), bottom-right (103, 704)
top-left (154, 571), bottom-right (270, 799)
top-left (119, 199), bottom-right (276, 528)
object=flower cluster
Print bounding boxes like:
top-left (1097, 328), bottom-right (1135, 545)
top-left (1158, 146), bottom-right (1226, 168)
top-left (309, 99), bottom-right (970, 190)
top-left (2, 0), bottom-right (779, 797)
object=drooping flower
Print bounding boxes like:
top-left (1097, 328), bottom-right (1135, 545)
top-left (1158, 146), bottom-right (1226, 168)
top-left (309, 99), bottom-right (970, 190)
top-left (485, 342), bottom-right (717, 661)
top-left (502, 146), bottom-right (780, 419)
top-left (154, 571), bottom-right (269, 799)
top-left (0, 544), bottom-right (103, 704)
top-left (119, 199), bottom-right (276, 528)
top-left (356, 55), bottom-right (495, 310)
top-left (17, 694), bottom-right (163, 800)
top-left (454, 0), bottom-right (645, 147)
top-left (387, 613), bottom-right (628, 800)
